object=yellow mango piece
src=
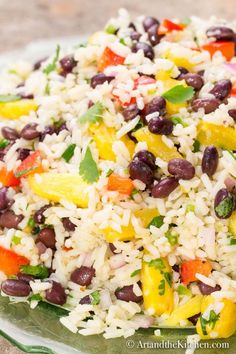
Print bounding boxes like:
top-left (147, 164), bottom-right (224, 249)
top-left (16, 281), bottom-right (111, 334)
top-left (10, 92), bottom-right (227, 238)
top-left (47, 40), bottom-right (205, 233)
top-left (163, 49), bottom-right (195, 71)
top-left (134, 208), bottom-right (159, 228)
top-left (229, 211), bottom-right (236, 237)
top-left (0, 100), bottom-right (38, 120)
top-left (164, 295), bottom-right (203, 326)
top-left (88, 31), bottom-right (115, 45)
top-left (197, 122), bottom-right (236, 150)
top-left (163, 78), bottom-right (187, 115)
top-left (196, 296), bottom-right (236, 339)
top-left (133, 127), bottom-right (181, 162)
top-left (103, 224), bottom-right (135, 242)
top-left (141, 257), bottom-right (174, 316)
top-left (89, 123), bottom-right (135, 161)
top-left (28, 173), bottom-right (89, 208)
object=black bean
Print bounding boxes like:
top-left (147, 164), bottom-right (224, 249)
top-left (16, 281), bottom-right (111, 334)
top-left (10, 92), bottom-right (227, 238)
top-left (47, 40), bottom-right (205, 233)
top-left (128, 22), bottom-right (136, 31)
top-left (1, 127), bottom-right (19, 141)
top-left (188, 313), bottom-right (200, 325)
top-left (122, 103), bottom-right (140, 121)
top-left (33, 57), bottom-right (47, 71)
top-left (1, 279), bottom-right (31, 297)
top-left (214, 188), bottom-right (236, 219)
top-left (182, 73), bottom-right (204, 90)
top-left (130, 31), bottom-right (141, 41)
top-left (0, 142), bottom-right (13, 161)
top-left (19, 93), bottom-right (34, 100)
top-left (79, 295), bottom-right (91, 305)
top-left (206, 26), bottom-right (235, 41)
top-left (62, 217), bottom-right (76, 232)
top-left (172, 264), bottom-right (179, 272)
top-left (148, 24), bottom-right (161, 46)
top-left (191, 98), bottom-right (220, 114)
top-left (90, 73), bottom-right (114, 88)
top-left (133, 150), bottom-right (156, 170)
top-left (148, 116), bottom-right (173, 135)
top-left (17, 148), bottom-right (31, 161)
top-left (39, 125), bottom-right (55, 142)
top-left (45, 281), bottom-right (67, 305)
top-left (17, 272), bottom-right (34, 284)
top-left (202, 146), bottom-right (219, 178)
top-left (59, 55), bottom-right (77, 75)
top-left (36, 241), bottom-right (47, 255)
top-left (109, 243), bottom-right (117, 254)
top-left (70, 266), bottom-right (95, 286)
top-left (129, 160), bottom-right (154, 186)
top-left (168, 158), bottom-right (195, 180)
top-left (0, 210), bottom-right (23, 229)
top-left (132, 42), bottom-right (154, 60)
top-left (34, 205), bottom-right (50, 224)
top-left (115, 284), bottom-right (143, 303)
top-left (143, 96), bottom-right (166, 117)
top-left (198, 281), bottom-right (221, 295)
top-left (20, 123), bottom-right (40, 140)
top-left (36, 227), bottom-right (56, 249)
top-left (228, 109), bottom-right (236, 121)
top-left (152, 177), bottom-right (179, 198)
top-left (177, 66), bottom-right (189, 77)
top-left (209, 79), bottom-right (232, 100)
top-left (143, 16), bottom-right (159, 32)
top-left (0, 187), bottom-right (9, 210)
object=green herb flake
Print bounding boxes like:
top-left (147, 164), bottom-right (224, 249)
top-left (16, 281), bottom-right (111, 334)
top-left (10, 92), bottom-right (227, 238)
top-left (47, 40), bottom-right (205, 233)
top-left (15, 167), bottom-right (35, 178)
top-left (20, 265), bottom-right (49, 279)
top-left (105, 24), bottom-right (117, 34)
top-left (131, 188), bottom-right (139, 198)
top-left (11, 235), bottom-right (21, 245)
top-left (79, 146), bottom-right (100, 183)
top-left (106, 169), bottom-right (114, 177)
top-left (131, 269), bottom-right (141, 277)
top-left (0, 139), bottom-right (10, 149)
top-left (230, 238), bottom-right (236, 245)
top-left (131, 119), bottom-right (144, 133)
top-left (27, 217), bottom-right (35, 228)
top-left (90, 290), bottom-right (100, 305)
top-left (215, 195), bottom-right (236, 218)
top-left (177, 284), bottom-right (191, 296)
top-left (158, 279), bottom-right (165, 295)
top-left (162, 85), bottom-right (194, 104)
top-left (171, 116), bottom-right (188, 127)
top-left (147, 258), bottom-right (165, 270)
top-left (200, 310), bottom-right (220, 335)
top-left (119, 38), bottom-right (127, 46)
top-left (0, 95), bottom-right (21, 103)
top-left (192, 139), bottom-right (200, 153)
top-left (164, 272), bottom-right (172, 287)
top-left (148, 216), bottom-right (164, 229)
top-left (226, 150), bottom-right (236, 161)
top-left (62, 144), bottom-right (76, 162)
top-left (43, 45), bottom-right (60, 75)
top-left (79, 102), bottom-right (104, 124)
top-left (44, 81), bottom-right (50, 95)
top-left (165, 229), bottom-right (178, 246)
top-left (28, 294), bottom-right (42, 302)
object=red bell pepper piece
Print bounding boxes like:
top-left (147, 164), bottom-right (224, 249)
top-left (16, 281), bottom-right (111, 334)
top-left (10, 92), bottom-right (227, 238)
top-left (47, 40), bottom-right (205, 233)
top-left (158, 19), bottom-right (184, 35)
top-left (230, 86), bottom-right (236, 96)
top-left (107, 174), bottom-right (134, 195)
top-left (15, 150), bottom-right (43, 178)
top-left (181, 259), bottom-right (212, 285)
top-left (98, 47), bottom-right (125, 72)
top-left (202, 41), bottom-right (235, 61)
top-left (0, 167), bottom-right (20, 187)
top-left (0, 246), bottom-right (29, 275)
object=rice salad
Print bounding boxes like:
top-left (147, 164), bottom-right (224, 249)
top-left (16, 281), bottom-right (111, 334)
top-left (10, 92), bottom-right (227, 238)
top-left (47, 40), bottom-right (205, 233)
top-left (0, 8), bottom-right (236, 341)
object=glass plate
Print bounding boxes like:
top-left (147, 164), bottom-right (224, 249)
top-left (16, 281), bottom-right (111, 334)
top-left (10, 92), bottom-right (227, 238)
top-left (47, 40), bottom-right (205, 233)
top-left (0, 38), bottom-right (235, 354)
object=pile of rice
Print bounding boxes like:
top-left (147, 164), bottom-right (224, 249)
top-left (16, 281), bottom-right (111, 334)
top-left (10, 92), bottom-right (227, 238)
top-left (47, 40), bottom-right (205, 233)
top-left (0, 8), bottom-right (236, 342)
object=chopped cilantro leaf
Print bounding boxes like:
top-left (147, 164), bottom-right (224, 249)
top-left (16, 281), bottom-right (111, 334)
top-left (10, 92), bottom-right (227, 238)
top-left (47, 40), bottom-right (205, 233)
top-left (79, 102), bottom-right (104, 124)
top-left (43, 45), bottom-right (60, 75)
top-left (79, 146), bottom-right (100, 183)
top-left (162, 85), bottom-right (194, 104)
